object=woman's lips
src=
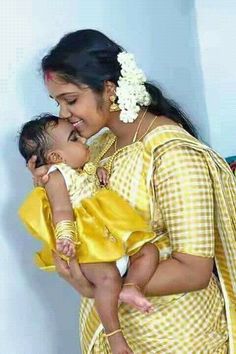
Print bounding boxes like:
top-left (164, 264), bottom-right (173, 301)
top-left (72, 119), bottom-right (83, 128)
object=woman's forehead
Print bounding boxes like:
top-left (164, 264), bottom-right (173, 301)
top-left (46, 78), bottom-right (80, 98)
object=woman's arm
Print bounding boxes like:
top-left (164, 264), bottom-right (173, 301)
top-left (144, 253), bottom-right (213, 296)
top-left (52, 252), bottom-right (95, 298)
top-left (145, 145), bottom-right (215, 296)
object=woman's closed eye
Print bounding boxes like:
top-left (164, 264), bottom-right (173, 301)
top-left (67, 98), bottom-right (77, 105)
top-left (55, 98), bottom-right (77, 107)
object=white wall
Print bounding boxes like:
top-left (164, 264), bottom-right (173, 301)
top-left (195, 0), bottom-right (236, 156)
top-left (1, 1), bottom-right (210, 353)
top-left (95, 0), bottom-right (209, 140)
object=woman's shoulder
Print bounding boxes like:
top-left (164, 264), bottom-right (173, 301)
top-left (142, 124), bottom-right (197, 153)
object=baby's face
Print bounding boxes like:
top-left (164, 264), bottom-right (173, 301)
top-left (49, 119), bottom-right (90, 169)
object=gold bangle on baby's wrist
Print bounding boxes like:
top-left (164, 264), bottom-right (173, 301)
top-left (55, 220), bottom-right (77, 243)
top-left (56, 235), bottom-right (75, 243)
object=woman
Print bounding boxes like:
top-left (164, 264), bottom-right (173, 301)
top-left (29, 29), bottom-right (236, 353)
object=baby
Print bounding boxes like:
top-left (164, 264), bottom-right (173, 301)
top-left (18, 114), bottom-right (159, 354)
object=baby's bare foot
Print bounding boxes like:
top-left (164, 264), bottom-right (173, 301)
top-left (119, 284), bottom-right (155, 313)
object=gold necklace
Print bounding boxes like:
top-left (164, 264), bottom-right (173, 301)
top-left (94, 134), bottom-right (116, 165)
top-left (114, 113), bottom-right (158, 152)
top-left (106, 115), bottom-right (158, 175)
top-left (132, 108), bottom-right (148, 143)
top-left (114, 108), bottom-right (148, 152)
top-left (135, 115), bottom-right (158, 142)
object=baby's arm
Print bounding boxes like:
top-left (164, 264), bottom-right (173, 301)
top-left (45, 170), bottom-right (76, 258)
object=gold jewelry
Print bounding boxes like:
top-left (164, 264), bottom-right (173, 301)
top-left (113, 109), bottom-right (148, 152)
top-left (113, 137), bottom-right (117, 153)
top-left (136, 115), bottom-right (158, 142)
top-left (105, 328), bottom-right (122, 338)
top-left (107, 115), bottom-right (158, 175)
top-left (109, 95), bottom-right (120, 112)
top-left (123, 283), bottom-right (141, 291)
top-left (132, 108), bottom-right (148, 143)
top-left (93, 135), bottom-right (116, 165)
top-left (55, 220), bottom-right (80, 245)
top-left (83, 162), bottom-right (97, 175)
top-left (114, 112), bottom-right (158, 152)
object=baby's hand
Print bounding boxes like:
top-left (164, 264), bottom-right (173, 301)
top-left (97, 167), bottom-right (109, 186)
top-left (56, 238), bottom-right (76, 258)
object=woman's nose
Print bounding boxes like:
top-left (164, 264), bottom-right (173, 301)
top-left (59, 105), bottom-right (72, 120)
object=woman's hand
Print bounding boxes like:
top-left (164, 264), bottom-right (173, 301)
top-left (27, 155), bottom-right (49, 186)
top-left (52, 252), bottom-right (95, 298)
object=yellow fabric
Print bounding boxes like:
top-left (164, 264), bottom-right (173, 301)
top-left (80, 125), bottom-right (236, 353)
top-left (81, 276), bottom-right (228, 354)
top-left (18, 163), bottom-right (155, 268)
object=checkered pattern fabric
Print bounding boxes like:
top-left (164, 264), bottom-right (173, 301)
top-left (153, 145), bottom-right (215, 258)
top-left (81, 276), bottom-right (228, 353)
top-left (79, 125), bottom-right (236, 353)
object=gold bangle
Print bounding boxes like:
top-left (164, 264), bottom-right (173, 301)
top-left (105, 328), bottom-right (122, 338)
top-left (55, 220), bottom-right (77, 243)
top-left (123, 283), bottom-right (141, 291)
top-left (56, 235), bottom-right (75, 242)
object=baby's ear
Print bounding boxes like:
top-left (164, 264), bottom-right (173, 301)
top-left (47, 150), bottom-right (63, 164)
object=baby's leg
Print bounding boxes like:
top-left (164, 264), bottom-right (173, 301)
top-left (120, 243), bottom-right (159, 313)
top-left (80, 263), bottom-right (133, 354)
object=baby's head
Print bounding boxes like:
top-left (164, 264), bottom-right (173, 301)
top-left (18, 113), bottom-right (90, 169)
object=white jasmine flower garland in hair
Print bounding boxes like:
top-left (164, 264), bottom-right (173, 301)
top-left (116, 52), bottom-right (151, 123)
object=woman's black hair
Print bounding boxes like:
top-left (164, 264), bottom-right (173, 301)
top-left (42, 29), bottom-right (197, 137)
top-left (18, 114), bottom-right (59, 167)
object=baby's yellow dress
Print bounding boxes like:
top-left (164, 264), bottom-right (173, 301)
top-left (19, 162), bottom-right (155, 270)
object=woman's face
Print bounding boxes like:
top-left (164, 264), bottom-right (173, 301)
top-left (45, 74), bottom-right (110, 139)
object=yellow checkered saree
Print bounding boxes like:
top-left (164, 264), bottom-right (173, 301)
top-left (80, 126), bottom-right (236, 353)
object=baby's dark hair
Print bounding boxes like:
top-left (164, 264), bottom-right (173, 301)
top-left (18, 113), bottom-right (60, 168)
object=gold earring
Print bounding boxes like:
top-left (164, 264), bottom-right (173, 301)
top-left (109, 95), bottom-right (120, 112)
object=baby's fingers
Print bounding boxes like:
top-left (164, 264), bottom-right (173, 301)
top-left (65, 243), bottom-right (76, 258)
top-left (102, 172), bottom-right (109, 186)
top-left (27, 155), bottom-right (37, 173)
top-left (99, 170), bottom-right (109, 186)
top-left (56, 240), bottom-right (64, 253)
top-left (27, 156), bottom-right (49, 185)
top-left (61, 241), bottom-right (70, 255)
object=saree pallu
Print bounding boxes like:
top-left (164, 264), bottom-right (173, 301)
top-left (80, 126), bottom-right (236, 353)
